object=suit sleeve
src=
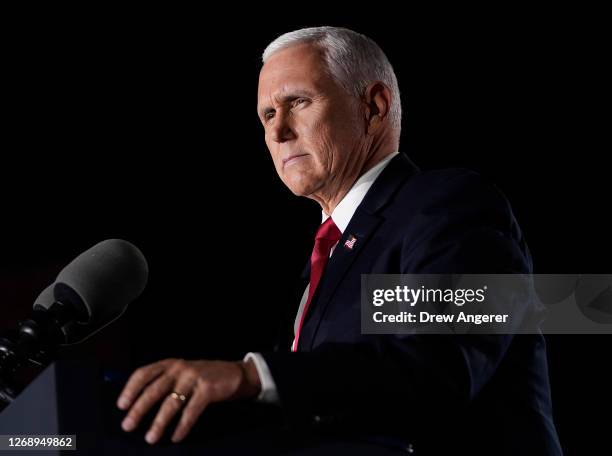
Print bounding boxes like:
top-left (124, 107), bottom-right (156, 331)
top-left (259, 171), bottom-right (533, 434)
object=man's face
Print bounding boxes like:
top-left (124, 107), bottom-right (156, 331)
top-left (257, 44), bottom-right (365, 198)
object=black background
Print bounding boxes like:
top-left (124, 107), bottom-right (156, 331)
top-left (1, 6), bottom-right (609, 454)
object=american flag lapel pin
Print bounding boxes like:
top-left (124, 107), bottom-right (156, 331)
top-left (344, 234), bottom-right (357, 250)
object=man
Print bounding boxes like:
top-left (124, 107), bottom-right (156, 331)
top-left (117, 27), bottom-right (562, 454)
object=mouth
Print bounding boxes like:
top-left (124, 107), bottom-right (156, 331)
top-left (282, 153), bottom-right (309, 169)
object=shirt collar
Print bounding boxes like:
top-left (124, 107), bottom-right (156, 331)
top-left (322, 152), bottom-right (399, 233)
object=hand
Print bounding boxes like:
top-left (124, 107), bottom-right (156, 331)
top-left (116, 358), bottom-right (261, 444)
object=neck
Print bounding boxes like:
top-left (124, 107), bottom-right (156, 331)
top-left (311, 137), bottom-right (397, 215)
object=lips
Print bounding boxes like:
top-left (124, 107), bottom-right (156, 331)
top-left (282, 153), bottom-right (309, 168)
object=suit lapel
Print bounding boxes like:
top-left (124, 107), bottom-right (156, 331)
top-left (300, 153), bottom-right (420, 350)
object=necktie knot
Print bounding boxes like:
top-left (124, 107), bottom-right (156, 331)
top-left (315, 217), bottom-right (341, 243)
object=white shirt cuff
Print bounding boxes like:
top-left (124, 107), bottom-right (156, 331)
top-left (243, 352), bottom-right (280, 404)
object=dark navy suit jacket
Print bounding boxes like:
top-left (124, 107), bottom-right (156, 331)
top-left (261, 153), bottom-right (562, 455)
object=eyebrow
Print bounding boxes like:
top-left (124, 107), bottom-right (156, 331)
top-left (259, 89), bottom-right (316, 117)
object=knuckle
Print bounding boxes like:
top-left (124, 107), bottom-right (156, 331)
top-left (167, 397), bottom-right (182, 412)
top-left (127, 407), bottom-right (142, 421)
top-left (196, 379), bottom-right (213, 396)
top-left (180, 416), bottom-right (194, 430)
top-left (168, 359), bottom-right (186, 374)
top-left (181, 408), bottom-right (197, 425)
top-left (120, 389), bottom-right (135, 401)
top-left (148, 379), bottom-right (167, 397)
top-left (130, 400), bottom-right (145, 414)
top-left (131, 368), bottom-right (146, 382)
top-left (152, 414), bottom-right (167, 429)
top-left (184, 368), bottom-right (198, 380)
top-left (150, 423), bottom-right (163, 435)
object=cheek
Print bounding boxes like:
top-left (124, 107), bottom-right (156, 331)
top-left (321, 101), bottom-right (360, 138)
top-left (264, 137), bottom-right (281, 165)
top-left (308, 118), bottom-right (356, 171)
top-left (299, 116), bottom-right (336, 166)
top-left (332, 103), bottom-right (363, 139)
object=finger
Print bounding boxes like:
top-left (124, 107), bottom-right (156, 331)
top-left (117, 362), bottom-right (166, 410)
top-left (144, 377), bottom-right (196, 444)
top-left (121, 374), bottom-right (173, 432)
top-left (171, 385), bottom-right (212, 443)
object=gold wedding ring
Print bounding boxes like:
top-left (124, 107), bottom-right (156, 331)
top-left (170, 391), bottom-right (187, 403)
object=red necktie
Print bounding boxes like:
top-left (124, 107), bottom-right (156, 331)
top-left (292, 217), bottom-right (342, 352)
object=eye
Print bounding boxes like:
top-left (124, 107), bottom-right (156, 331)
top-left (264, 111), bottom-right (275, 122)
top-left (292, 97), bottom-right (309, 108)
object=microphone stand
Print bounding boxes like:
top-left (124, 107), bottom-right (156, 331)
top-left (0, 301), bottom-right (73, 411)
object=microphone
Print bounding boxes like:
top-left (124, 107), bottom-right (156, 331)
top-left (0, 239), bottom-right (148, 404)
top-left (34, 239), bottom-right (149, 344)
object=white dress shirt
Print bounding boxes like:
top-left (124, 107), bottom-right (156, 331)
top-left (244, 152), bottom-right (399, 403)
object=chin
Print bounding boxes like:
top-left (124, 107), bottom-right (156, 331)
top-left (283, 176), bottom-right (318, 197)
top-left (280, 165), bottom-right (326, 196)
top-left (286, 183), bottom-right (312, 197)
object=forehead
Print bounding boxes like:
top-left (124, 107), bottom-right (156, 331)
top-left (257, 44), bottom-right (332, 102)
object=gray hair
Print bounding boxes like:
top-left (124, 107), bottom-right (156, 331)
top-left (262, 26), bottom-right (402, 134)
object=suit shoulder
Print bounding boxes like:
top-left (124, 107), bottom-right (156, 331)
top-left (387, 168), bottom-right (531, 273)
top-left (396, 167), bottom-right (512, 214)
top-left (407, 167), bottom-right (497, 193)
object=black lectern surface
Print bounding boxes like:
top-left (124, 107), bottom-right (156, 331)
top-left (0, 360), bottom-right (409, 455)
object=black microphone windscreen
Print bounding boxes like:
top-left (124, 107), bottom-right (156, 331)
top-left (53, 239), bottom-right (148, 327)
top-left (32, 283), bottom-right (54, 311)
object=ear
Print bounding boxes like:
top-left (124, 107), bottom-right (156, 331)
top-left (362, 82), bottom-right (392, 135)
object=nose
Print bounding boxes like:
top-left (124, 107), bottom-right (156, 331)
top-left (269, 111), bottom-right (296, 143)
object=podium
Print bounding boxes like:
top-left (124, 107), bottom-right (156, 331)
top-left (0, 360), bottom-right (292, 455)
top-left (0, 360), bottom-right (101, 454)
top-left (0, 360), bottom-right (411, 455)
